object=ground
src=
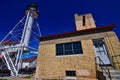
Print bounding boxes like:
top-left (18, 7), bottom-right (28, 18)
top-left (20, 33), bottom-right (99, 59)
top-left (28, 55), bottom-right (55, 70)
top-left (0, 74), bottom-right (35, 80)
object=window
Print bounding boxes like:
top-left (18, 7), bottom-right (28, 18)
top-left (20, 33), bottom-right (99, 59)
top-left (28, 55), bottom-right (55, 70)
top-left (66, 71), bottom-right (76, 77)
top-left (56, 41), bottom-right (83, 56)
top-left (93, 39), bottom-right (108, 56)
top-left (83, 15), bottom-right (86, 26)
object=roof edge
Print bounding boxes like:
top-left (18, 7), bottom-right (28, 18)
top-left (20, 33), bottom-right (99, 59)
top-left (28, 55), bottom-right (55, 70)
top-left (39, 24), bottom-right (116, 39)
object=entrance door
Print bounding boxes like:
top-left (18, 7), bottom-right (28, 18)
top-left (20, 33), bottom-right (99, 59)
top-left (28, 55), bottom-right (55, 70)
top-left (93, 39), bottom-right (111, 65)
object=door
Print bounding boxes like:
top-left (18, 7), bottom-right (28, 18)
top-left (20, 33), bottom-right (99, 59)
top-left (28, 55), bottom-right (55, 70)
top-left (93, 39), bottom-right (111, 65)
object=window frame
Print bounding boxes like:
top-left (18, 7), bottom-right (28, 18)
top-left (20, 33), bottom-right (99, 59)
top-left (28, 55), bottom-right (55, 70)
top-left (56, 41), bottom-right (83, 56)
top-left (66, 70), bottom-right (76, 77)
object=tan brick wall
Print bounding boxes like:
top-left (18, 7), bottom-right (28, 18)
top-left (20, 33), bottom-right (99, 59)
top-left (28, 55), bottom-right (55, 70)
top-left (35, 31), bottom-right (120, 79)
top-left (35, 39), bottom-right (96, 79)
top-left (40, 32), bottom-right (109, 45)
top-left (74, 13), bottom-right (96, 31)
top-left (104, 31), bottom-right (120, 69)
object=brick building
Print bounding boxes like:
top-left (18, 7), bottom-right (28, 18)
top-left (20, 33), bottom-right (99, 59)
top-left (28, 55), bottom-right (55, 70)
top-left (35, 13), bottom-right (120, 80)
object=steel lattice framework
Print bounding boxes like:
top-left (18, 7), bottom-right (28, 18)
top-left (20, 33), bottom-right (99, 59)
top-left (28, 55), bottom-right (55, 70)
top-left (0, 2), bottom-right (40, 76)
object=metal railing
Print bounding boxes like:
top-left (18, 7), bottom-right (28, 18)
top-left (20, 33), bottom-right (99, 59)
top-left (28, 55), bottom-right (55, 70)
top-left (95, 56), bottom-right (112, 80)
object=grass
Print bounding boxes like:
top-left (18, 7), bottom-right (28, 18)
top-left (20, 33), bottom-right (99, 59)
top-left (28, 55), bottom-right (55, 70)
top-left (0, 79), bottom-right (8, 80)
top-left (21, 75), bottom-right (33, 79)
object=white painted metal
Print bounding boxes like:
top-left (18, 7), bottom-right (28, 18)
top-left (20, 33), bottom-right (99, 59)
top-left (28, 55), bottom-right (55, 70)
top-left (2, 50), bottom-right (18, 76)
top-left (0, 16), bottom-right (25, 45)
top-left (20, 12), bottom-right (34, 47)
top-left (15, 11), bottom-right (35, 72)
top-left (0, 3), bottom-right (40, 76)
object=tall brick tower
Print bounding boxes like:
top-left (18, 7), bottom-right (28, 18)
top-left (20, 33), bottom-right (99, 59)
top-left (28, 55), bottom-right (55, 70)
top-left (74, 13), bottom-right (96, 31)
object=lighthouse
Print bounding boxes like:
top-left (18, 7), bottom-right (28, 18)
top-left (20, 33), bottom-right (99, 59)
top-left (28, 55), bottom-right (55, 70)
top-left (20, 2), bottom-right (39, 47)
top-left (0, 2), bottom-right (39, 76)
top-left (15, 2), bottom-right (39, 75)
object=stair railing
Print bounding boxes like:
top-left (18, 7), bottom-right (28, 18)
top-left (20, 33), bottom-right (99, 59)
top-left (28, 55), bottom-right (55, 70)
top-left (95, 56), bottom-right (112, 80)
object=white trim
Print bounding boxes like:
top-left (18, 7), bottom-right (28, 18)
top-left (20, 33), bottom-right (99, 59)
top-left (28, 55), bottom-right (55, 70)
top-left (66, 77), bottom-right (76, 80)
top-left (56, 54), bottom-right (83, 57)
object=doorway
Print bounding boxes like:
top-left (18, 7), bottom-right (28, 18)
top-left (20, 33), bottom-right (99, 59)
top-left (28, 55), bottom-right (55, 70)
top-left (93, 39), bottom-right (111, 65)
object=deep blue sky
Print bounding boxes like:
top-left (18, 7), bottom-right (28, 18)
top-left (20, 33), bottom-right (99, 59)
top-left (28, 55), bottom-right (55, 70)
top-left (0, 0), bottom-right (120, 40)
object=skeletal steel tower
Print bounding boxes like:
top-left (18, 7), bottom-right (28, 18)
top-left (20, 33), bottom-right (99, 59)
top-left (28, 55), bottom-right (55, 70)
top-left (0, 2), bottom-right (40, 76)
top-left (15, 2), bottom-right (39, 69)
top-left (15, 2), bottom-right (39, 74)
top-left (21, 2), bottom-right (39, 47)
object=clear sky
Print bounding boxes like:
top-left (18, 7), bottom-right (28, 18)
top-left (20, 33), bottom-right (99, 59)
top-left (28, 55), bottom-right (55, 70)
top-left (0, 0), bottom-right (120, 40)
